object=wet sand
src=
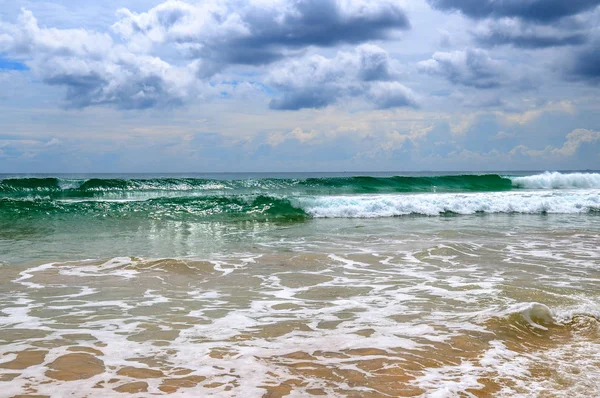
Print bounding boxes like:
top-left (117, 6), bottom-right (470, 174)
top-left (1, 221), bottom-right (600, 397)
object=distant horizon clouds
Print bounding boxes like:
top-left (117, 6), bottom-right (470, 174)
top-left (0, 0), bottom-right (599, 172)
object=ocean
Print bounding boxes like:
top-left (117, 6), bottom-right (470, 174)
top-left (1, 171), bottom-right (599, 397)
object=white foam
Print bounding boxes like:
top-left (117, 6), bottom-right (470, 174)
top-left (3, 240), bottom-right (599, 397)
top-left (294, 189), bottom-right (600, 218)
top-left (511, 172), bottom-right (600, 189)
top-left (57, 257), bottom-right (138, 278)
top-left (15, 262), bottom-right (55, 288)
top-left (415, 360), bottom-right (485, 397)
top-left (57, 178), bottom-right (83, 190)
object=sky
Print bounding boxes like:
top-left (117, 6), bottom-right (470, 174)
top-left (0, 0), bottom-right (599, 172)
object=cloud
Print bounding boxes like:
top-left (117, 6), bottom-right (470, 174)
top-left (112, 0), bottom-right (410, 76)
top-left (268, 127), bottom-right (320, 146)
top-left (427, 0), bottom-right (599, 49)
top-left (418, 48), bottom-right (505, 89)
top-left (473, 17), bottom-right (588, 48)
top-left (511, 128), bottom-right (600, 157)
top-left (0, 136), bottom-right (61, 159)
top-left (437, 29), bottom-right (452, 48)
top-left (503, 101), bottom-right (576, 125)
top-left (267, 44), bottom-right (417, 110)
top-left (0, 1), bottom-right (411, 110)
top-left (366, 81), bottom-right (417, 109)
top-left (567, 39), bottom-right (600, 83)
top-left (1, 10), bottom-right (200, 109)
top-left (552, 128), bottom-right (600, 156)
top-left (426, 0), bottom-right (600, 23)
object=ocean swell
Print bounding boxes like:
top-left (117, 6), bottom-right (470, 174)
top-left (0, 189), bottom-right (598, 221)
top-left (1, 172), bottom-right (599, 200)
top-left (0, 195), bottom-right (309, 221)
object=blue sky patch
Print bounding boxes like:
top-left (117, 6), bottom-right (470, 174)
top-left (0, 56), bottom-right (28, 71)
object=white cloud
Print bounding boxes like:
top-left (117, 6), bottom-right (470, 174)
top-left (268, 127), bottom-right (320, 146)
top-left (111, 0), bottom-right (410, 76)
top-left (0, 137), bottom-right (61, 159)
top-left (267, 44), bottom-right (416, 110)
top-left (503, 101), bottom-right (576, 125)
top-left (418, 48), bottom-right (505, 88)
top-left (546, 128), bottom-right (600, 157)
top-left (510, 129), bottom-right (600, 157)
top-left (0, 1), bottom-right (413, 110)
top-left (1, 10), bottom-right (201, 109)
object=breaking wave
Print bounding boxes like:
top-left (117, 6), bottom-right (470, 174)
top-left (484, 302), bottom-right (600, 336)
top-left (0, 189), bottom-right (598, 221)
top-left (1, 172), bottom-right (599, 199)
top-left (511, 172), bottom-right (600, 189)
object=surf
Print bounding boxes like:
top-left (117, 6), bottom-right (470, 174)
top-left (0, 189), bottom-right (598, 221)
top-left (2, 172), bottom-right (598, 197)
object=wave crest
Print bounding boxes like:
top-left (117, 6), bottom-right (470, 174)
top-left (487, 302), bottom-right (600, 335)
top-left (0, 189), bottom-right (598, 220)
top-left (511, 172), bottom-right (600, 189)
top-left (0, 174), bottom-right (515, 196)
top-left (1, 173), bottom-right (598, 199)
top-left (297, 191), bottom-right (600, 218)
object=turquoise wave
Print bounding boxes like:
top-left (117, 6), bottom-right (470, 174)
top-left (0, 174), bottom-right (514, 198)
top-left (1, 173), bottom-right (598, 222)
top-left (0, 196), bottom-right (308, 222)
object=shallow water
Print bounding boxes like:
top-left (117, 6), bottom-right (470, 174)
top-left (1, 173), bottom-right (599, 397)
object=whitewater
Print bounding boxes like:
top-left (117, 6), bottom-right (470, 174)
top-left (1, 170), bottom-right (599, 397)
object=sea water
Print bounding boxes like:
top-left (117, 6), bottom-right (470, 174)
top-left (0, 171), bottom-right (599, 397)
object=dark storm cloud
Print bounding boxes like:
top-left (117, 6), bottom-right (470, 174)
top-left (427, 0), bottom-right (600, 23)
top-left (428, 0), bottom-right (599, 49)
top-left (567, 40), bottom-right (600, 83)
top-left (474, 23), bottom-right (588, 48)
top-left (269, 91), bottom-right (337, 111)
top-left (236, 0), bottom-right (410, 49)
top-left (44, 72), bottom-right (184, 109)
